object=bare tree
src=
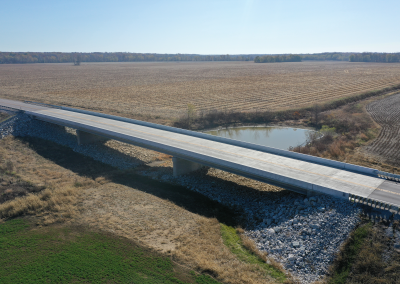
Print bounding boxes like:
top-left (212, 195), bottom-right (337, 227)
top-left (313, 104), bottom-right (320, 129)
top-left (73, 53), bottom-right (81, 66)
top-left (187, 103), bottom-right (196, 129)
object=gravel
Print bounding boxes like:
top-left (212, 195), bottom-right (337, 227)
top-left (0, 111), bottom-right (369, 283)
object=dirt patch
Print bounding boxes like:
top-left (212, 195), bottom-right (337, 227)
top-left (365, 93), bottom-right (400, 166)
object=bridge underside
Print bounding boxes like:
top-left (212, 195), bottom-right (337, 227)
top-left (76, 130), bottom-right (109, 145)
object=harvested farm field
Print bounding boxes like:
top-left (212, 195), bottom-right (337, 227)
top-left (1, 61), bottom-right (400, 121)
top-left (365, 93), bottom-right (400, 166)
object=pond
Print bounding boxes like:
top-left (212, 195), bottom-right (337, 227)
top-left (204, 126), bottom-right (318, 150)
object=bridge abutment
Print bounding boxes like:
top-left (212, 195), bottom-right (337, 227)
top-left (173, 157), bottom-right (204, 176)
top-left (76, 130), bottom-right (109, 145)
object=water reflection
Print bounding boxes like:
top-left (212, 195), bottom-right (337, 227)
top-left (205, 126), bottom-right (316, 150)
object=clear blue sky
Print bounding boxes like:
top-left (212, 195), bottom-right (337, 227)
top-left (1, 0), bottom-right (399, 54)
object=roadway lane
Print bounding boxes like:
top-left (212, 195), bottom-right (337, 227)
top-left (0, 98), bottom-right (49, 112)
top-left (368, 180), bottom-right (400, 205)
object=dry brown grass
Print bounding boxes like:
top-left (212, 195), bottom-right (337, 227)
top-left (326, 220), bottom-right (400, 284)
top-left (0, 136), bottom-right (99, 224)
top-left (1, 62), bottom-right (400, 122)
top-left (174, 218), bottom-right (283, 284)
top-left (0, 186), bottom-right (80, 224)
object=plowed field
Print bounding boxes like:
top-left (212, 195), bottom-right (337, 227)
top-left (365, 93), bottom-right (400, 165)
top-left (1, 61), bottom-right (400, 120)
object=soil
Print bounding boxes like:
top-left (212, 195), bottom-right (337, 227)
top-left (1, 61), bottom-right (400, 123)
top-left (365, 93), bottom-right (400, 166)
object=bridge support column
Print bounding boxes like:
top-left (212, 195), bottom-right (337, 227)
top-left (173, 157), bottom-right (204, 177)
top-left (76, 130), bottom-right (109, 145)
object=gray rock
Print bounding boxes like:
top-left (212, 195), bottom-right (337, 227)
top-left (385, 227), bottom-right (394, 238)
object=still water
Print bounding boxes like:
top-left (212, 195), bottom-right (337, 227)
top-left (205, 126), bottom-right (316, 150)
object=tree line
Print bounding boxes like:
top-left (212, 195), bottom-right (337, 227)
top-left (1, 51), bottom-right (399, 64)
top-left (254, 54), bottom-right (302, 63)
top-left (349, 52), bottom-right (400, 63)
top-left (301, 52), bottom-right (351, 61)
top-left (0, 52), bottom-right (256, 64)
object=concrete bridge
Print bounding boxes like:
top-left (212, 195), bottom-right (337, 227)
top-left (1, 98), bottom-right (400, 213)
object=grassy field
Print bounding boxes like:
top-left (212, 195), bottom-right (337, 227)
top-left (1, 61), bottom-right (400, 122)
top-left (0, 219), bottom-right (220, 284)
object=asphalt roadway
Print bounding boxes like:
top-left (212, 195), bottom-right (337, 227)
top-left (1, 98), bottom-right (400, 206)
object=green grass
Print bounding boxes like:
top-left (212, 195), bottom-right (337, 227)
top-left (0, 114), bottom-right (13, 124)
top-left (0, 219), bottom-right (220, 284)
top-left (220, 224), bottom-right (287, 282)
top-left (328, 223), bottom-right (372, 284)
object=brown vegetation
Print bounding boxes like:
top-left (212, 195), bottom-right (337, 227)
top-left (327, 219), bottom-right (400, 284)
top-left (0, 136), bottom-right (100, 224)
top-left (1, 62), bottom-right (400, 123)
top-left (285, 92), bottom-right (400, 176)
top-left (0, 112), bottom-right (9, 122)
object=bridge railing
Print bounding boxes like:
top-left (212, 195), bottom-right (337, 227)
top-left (349, 193), bottom-right (400, 215)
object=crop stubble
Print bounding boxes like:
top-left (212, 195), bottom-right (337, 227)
top-left (365, 93), bottom-right (400, 165)
top-left (1, 61), bottom-right (400, 120)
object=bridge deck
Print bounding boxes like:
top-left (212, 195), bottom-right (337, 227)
top-left (1, 98), bottom-right (400, 206)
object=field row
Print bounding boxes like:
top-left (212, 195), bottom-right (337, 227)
top-left (2, 61), bottom-right (400, 119)
top-left (366, 93), bottom-right (400, 165)
top-left (127, 77), bottom-right (400, 115)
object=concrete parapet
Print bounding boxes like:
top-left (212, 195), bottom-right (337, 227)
top-left (76, 130), bottom-right (109, 145)
top-left (173, 157), bottom-right (204, 177)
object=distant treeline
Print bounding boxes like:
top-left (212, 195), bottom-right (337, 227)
top-left (254, 54), bottom-right (302, 63)
top-left (0, 52), bottom-right (256, 64)
top-left (1, 51), bottom-right (399, 64)
top-left (349, 52), bottom-right (400, 63)
top-left (301, 52), bottom-right (352, 61)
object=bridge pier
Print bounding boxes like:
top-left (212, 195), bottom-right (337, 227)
top-left (76, 130), bottom-right (109, 145)
top-left (173, 157), bottom-right (204, 176)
